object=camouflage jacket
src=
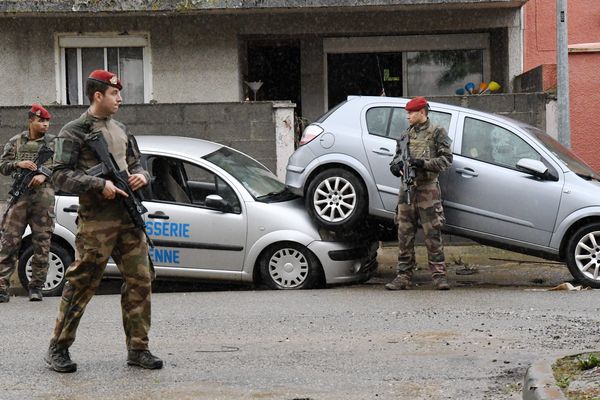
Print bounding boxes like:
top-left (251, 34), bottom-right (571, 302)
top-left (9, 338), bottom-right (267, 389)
top-left (394, 119), bottom-right (453, 186)
top-left (0, 131), bottom-right (55, 189)
top-left (52, 111), bottom-right (149, 207)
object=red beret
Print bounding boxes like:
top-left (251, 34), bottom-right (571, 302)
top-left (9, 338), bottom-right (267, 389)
top-left (405, 96), bottom-right (429, 112)
top-left (29, 103), bottom-right (51, 120)
top-left (87, 69), bottom-right (123, 90)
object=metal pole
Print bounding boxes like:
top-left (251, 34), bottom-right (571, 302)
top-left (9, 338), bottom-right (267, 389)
top-left (557, 0), bottom-right (571, 147)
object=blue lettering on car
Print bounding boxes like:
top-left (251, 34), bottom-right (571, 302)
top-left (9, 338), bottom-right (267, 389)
top-left (145, 221), bottom-right (191, 238)
top-left (149, 247), bottom-right (181, 264)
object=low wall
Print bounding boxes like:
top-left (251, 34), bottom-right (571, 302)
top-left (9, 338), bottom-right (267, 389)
top-left (0, 101), bottom-right (295, 196)
top-left (428, 92), bottom-right (549, 131)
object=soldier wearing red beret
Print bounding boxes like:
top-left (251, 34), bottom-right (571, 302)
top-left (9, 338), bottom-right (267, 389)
top-left (46, 70), bottom-right (162, 373)
top-left (387, 96), bottom-right (453, 291)
top-left (0, 104), bottom-right (55, 303)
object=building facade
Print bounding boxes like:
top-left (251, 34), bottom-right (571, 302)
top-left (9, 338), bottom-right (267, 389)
top-left (0, 0), bottom-right (529, 122)
top-left (523, 0), bottom-right (600, 170)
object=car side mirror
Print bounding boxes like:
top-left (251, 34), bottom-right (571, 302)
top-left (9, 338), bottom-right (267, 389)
top-left (205, 194), bottom-right (233, 213)
top-left (516, 158), bottom-right (557, 180)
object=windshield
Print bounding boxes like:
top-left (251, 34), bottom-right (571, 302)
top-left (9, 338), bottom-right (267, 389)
top-left (203, 147), bottom-right (289, 201)
top-left (524, 126), bottom-right (600, 180)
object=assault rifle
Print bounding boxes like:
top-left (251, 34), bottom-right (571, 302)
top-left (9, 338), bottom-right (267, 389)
top-left (7, 143), bottom-right (54, 207)
top-left (85, 132), bottom-right (153, 248)
top-left (390, 134), bottom-right (416, 205)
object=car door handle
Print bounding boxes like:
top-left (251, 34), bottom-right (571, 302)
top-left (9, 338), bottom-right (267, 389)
top-left (148, 212), bottom-right (170, 220)
top-left (455, 168), bottom-right (479, 177)
top-left (372, 148), bottom-right (394, 156)
top-left (63, 205), bottom-right (79, 213)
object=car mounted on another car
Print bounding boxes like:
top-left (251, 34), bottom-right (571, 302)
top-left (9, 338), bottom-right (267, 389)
top-left (18, 136), bottom-right (378, 296)
top-left (286, 95), bottom-right (600, 289)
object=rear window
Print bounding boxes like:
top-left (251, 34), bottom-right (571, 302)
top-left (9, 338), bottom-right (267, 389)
top-left (315, 100), bottom-right (347, 123)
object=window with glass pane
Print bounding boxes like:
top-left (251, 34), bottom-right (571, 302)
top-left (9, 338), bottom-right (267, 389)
top-left (366, 107), bottom-right (392, 137)
top-left (182, 161), bottom-right (241, 213)
top-left (461, 118), bottom-right (541, 168)
top-left (406, 50), bottom-right (483, 96)
top-left (388, 109), bottom-right (451, 140)
top-left (388, 108), bottom-right (409, 139)
top-left (64, 46), bottom-right (144, 105)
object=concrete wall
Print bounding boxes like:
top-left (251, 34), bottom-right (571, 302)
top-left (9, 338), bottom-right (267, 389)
top-left (0, 101), bottom-right (295, 195)
top-left (0, 0), bottom-right (530, 13)
top-left (429, 92), bottom-right (548, 130)
top-left (0, 15), bottom-right (241, 106)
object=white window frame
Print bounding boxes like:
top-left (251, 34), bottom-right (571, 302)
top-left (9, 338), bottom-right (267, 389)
top-left (322, 33), bottom-right (490, 111)
top-left (54, 32), bottom-right (153, 104)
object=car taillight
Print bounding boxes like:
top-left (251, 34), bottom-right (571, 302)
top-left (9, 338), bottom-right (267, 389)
top-left (299, 125), bottom-right (324, 146)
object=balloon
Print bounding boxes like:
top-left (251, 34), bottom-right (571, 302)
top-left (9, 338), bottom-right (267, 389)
top-left (455, 88), bottom-right (465, 95)
top-left (465, 82), bottom-right (476, 94)
top-left (488, 81), bottom-right (501, 92)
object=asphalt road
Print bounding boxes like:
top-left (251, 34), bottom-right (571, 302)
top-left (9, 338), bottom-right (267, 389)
top-left (1, 245), bottom-right (598, 400)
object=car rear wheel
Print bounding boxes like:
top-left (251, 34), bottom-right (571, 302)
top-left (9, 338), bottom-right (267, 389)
top-left (18, 242), bottom-right (72, 296)
top-left (565, 223), bottom-right (600, 289)
top-left (259, 242), bottom-right (323, 289)
top-left (305, 168), bottom-right (367, 231)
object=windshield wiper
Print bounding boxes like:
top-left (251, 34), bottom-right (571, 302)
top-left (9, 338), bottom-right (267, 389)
top-left (257, 189), bottom-right (296, 202)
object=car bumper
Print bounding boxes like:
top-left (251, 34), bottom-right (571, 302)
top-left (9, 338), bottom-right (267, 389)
top-left (285, 145), bottom-right (317, 196)
top-left (308, 240), bottom-right (379, 285)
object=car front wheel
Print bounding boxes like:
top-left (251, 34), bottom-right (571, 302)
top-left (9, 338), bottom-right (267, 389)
top-left (305, 168), bottom-right (367, 231)
top-left (18, 242), bottom-right (72, 296)
top-left (259, 242), bottom-right (323, 289)
top-left (565, 223), bottom-right (600, 289)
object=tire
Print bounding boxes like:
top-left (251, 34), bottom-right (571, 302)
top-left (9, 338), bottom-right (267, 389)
top-left (259, 242), bottom-right (323, 290)
top-left (565, 223), bottom-right (600, 289)
top-left (18, 242), bottom-right (72, 296)
top-left (305, 168), bottom-right (368, 231)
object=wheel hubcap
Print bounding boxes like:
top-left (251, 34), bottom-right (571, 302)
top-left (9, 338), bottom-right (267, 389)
top-left (25, 251), bottom-right (66, 291)
top-left (268, 248), bottom-right (309, 288)
top-left (313, 176), bottom-right (356, 222)
top-left (574, 231), bottom-right (600, 282)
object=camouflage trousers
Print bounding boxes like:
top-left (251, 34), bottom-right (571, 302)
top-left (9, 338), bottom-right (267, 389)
top-left (396, 182), bottom-right (447, 276)
top-left (0, 187), bottom-right (55, 291)
top-left (51, 205), bottom-right (153, 351)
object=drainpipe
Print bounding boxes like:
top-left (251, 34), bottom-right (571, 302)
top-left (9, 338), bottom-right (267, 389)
top-left (557, 0), bottom-right (571, 148)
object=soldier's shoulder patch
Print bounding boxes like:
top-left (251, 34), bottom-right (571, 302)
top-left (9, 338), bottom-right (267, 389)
top-left (53, 137), bottom-right (80, 165)
top-left (440, 135), bottom-right (453, 147)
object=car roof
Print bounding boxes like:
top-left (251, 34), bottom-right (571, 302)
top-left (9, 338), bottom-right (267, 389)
top-left (135, 135), bottom-right (223, 159)
top-left (341, 95), bottom-right (534, 130)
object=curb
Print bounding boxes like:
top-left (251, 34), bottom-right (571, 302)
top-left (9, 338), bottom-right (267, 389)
top-left (523, 359), bottom-right (567, 400)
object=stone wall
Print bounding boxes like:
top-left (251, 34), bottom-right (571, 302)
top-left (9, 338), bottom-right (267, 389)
top-left (0, 101), bottom-right (295, 195)
top-left (428, 92), bottom-right (549, 131)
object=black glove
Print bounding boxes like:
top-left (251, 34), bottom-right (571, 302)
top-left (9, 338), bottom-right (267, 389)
top-left (410, 158), bottom-right (425, 168)
top-left (390, 161), bottom-right (403, 177)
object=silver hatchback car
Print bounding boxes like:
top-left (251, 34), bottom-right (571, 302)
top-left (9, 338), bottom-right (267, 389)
top-left (286, 96), bottom-right (600, 288)
top-left (18, 136), bottom-right (377, 295)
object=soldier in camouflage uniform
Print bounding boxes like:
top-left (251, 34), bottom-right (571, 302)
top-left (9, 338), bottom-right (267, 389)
top-left (386, 97), bottom-right (453, 291)
top-left (0, 104), bottom-right (55, 303)
top-left (45, 70), bottom-right (162, 373)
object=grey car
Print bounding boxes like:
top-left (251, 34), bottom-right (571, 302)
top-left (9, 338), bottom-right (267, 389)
top-left (18, 136), bottom-right (377, 295)
top-left (286, 95), bottom-right (600, 288)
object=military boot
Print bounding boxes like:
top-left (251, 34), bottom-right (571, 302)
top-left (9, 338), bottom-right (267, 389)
top-left (385, 273), bottom-right (412, 290)
top-left (29, 287), bottom-right (43, 302)
top-left (0, 291), bottom-right (9, 303)
top-left (432, 274), bottom-right (450, 291)
top-left (45, 342), bottom-right (77, 373)
top-left (127, 350), bottom-right (163, 369)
